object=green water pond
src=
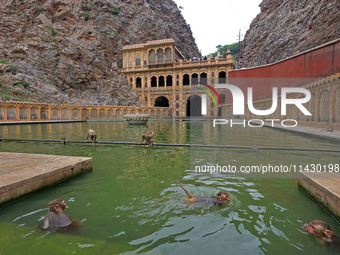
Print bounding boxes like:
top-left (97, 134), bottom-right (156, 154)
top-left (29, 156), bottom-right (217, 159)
top-left (0, 121), bottom-right (339, 255)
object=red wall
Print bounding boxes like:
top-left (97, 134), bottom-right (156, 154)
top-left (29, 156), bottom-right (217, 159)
top-left (227, 40), bottom-right (340, 100)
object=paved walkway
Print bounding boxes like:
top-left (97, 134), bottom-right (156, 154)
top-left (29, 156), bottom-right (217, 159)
top-left (298, 171), bottom-right (340, 221)
top-left (0, 152), bottom-right (92, 205)
top-left (266, 122), bottom-right (340, 140)
top-left (0, 120), bottom-right (84, 125)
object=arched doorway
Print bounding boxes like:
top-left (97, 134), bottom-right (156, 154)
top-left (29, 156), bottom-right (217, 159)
top-left (155, 96), bottom-right (169, 107)
top-left (191, 73), bottom-right (198, 85)
top-left (218, 71), bottom-right (226, 84)
top-left (218, 107), bottom-right (222, 117)
top-left (219, 93), bottom-right (226, 104)
top-left (186, 95), bottom-right (202, 116)
top-left (136, 77), bottom-right (142, 88)
top-left (166, 75), bottom-right (172, 86)
top-left (151, 76), bottom-right (157, 87)
top-left (183, 74), bottom-right (190, 86)
top-left (159, 76), bottom-right (165, 87)
top-left (200, 73), bottom-right (207, 84)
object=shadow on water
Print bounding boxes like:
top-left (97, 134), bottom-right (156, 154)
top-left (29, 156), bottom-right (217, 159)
top-left (0, 121), bottom-right (339, 254)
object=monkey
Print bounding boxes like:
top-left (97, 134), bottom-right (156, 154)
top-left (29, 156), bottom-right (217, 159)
top-left (179, 184), bottom-right (231, 205)
top-left (321, 123), bottom-right (334, 132)
top-left (87, 129), bottom-right (97, 143)
top-left (304, 220), bottom-right (339, 245)
top-left (60, 137), bottom-right (66, 144)
top-left (140, 131), bottom-right (154, 146)
top-left (39, 199), bottom-right (79, 231)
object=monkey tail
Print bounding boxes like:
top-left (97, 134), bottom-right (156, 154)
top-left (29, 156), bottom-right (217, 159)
top-left (179, 184), bottom-right (195, 199)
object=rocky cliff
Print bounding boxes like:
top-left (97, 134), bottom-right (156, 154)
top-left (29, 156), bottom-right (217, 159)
top-left (239, 0), bottom-right (340, 68)
top-left (0, 0), bottom-right (199, 105)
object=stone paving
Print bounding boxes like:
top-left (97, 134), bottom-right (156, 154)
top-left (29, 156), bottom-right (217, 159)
top-left (0, 152), bottom-right (92, 205)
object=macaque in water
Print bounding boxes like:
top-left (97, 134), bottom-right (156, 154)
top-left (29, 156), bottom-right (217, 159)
top-left (140, 131), bottom-right (154, 146)
top-left (179, 184), bottom-right (231, 205)
top-left (39, 199), bottom-right (79, 231)
top-left (304, 220), bottom-right (339, 244)
top-left (87, 129), bottom-right (97, 143)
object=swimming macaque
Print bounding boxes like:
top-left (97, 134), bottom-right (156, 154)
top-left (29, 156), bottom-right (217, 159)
top-left (304, 220), bottom-right (339, 244)
top-left (179, 184), bottom-right (231, 205)
top-left (39, 199), bottom-right (79, 231)
top-left (87, 129), bottom-right (97, 143)
top-left (321, 124), bottom-right (334, 132)
top-left (140, 131), bottom-right (154, 146)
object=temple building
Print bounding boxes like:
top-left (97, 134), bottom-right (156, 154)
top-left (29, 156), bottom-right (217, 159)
top-left (121, 39), bottom-right (234, 118)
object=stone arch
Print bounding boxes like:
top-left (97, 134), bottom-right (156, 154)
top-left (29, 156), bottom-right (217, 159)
top-left (200, 72), bottom-right (207, 85)
top-left (72, 108), bottom-right (80, 120)
top-left (218, 107), bottom-right (222, 117)
top-left (99, 109), bottom-right (106, 119)
top-left (148, 49), bottom-right (155, 64)
top-left (218, 71), bottom-right (226, 84)
top-left (167, 110), bottom-right (172, 119)
top-left (135, 55), bottom-right (141, 66)
top-left (186, 95), bottom-right (202, 116)
top-left (0, 107), bottom-right (4, 120)
top-left (90, 109), bottom-right (97, 119)
top-left (183, 74), bottom-right (190, 86)
top-left (41, 108), bottom-right (47, 119)
top-left (165, 47), bottom-right (172, 62)
top-left (130, 109), bottom-right (136, 114)
top-left (116, 109), bottom-right (122, 119)
top-left (191, 73), bottom-right (198, 85)
top-left (156, 110), bottom-right (161, 118)
top-left (81, 109), bottom-right (89, 120)
top-left (150, 110), bottom-right (155, 118)
top-left (308, 93), bottom-right (316, 121)
top-left (157, 48), bottom-right (163, 63)
top-left (155, 96), bottom-right (169, 107)
top-left (108, 109), bottom-right (114, 119)
top-left (151, 76), bottom-right (157, 87)
top-left (159, 76), bottom-right (165, 87)
top-left (166, 75), bottom-right (172, 86)
top-left (219, 93), bottom-right (226, 104)
top-left (123, 109), bottom-right (128, 116)
top-left (136, 77), bottom-right (142, 88)
top-left (319, 90), bottom-right (330, 122)
top-left (31, 107), bottom-right (38, 119)
top-left (61, 108), bottom-right (70, 120)
top-left (51, 108), bottom-right (59, 120)
top-left (335, 88), bottom-right (340, 122)
top-left (19, 107), bottom-right (28, 119)
top-left (7, 106), bottom-right (17, 120)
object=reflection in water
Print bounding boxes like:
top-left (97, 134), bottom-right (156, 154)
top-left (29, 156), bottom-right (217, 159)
top-left (0, 121), bottom-right (339, 254)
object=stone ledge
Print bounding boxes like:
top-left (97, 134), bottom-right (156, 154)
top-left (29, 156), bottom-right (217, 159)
top-left (298, 171), bottom-right (340, 221)
top-left (0, 152), bottom-right (92, 206)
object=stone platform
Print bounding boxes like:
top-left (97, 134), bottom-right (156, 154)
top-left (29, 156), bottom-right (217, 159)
top-left (298, 171), bottom-right (340, 221)
top-left (0, 152), bottom-right (92, 205)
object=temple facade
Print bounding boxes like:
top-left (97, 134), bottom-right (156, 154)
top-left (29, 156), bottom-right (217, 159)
top-left (121, 39), bottom-right (234, 118)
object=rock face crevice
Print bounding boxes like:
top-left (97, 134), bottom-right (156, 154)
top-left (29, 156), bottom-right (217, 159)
top-left (0, 0), bottom-right (199, 105)
top-left (239, 0), bottom-right (340, 68)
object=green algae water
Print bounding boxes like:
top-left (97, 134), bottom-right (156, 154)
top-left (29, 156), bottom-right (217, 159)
top-left (0, 121), bottom-right (339, 255)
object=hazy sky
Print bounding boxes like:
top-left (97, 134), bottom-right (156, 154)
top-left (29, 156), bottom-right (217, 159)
top-left (173, 0), bottom-right (262, 55)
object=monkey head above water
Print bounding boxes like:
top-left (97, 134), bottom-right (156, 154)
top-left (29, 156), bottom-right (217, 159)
top-left (304, 220), bottom-right (339, 244)
top-left (87, 129), bottom-right (97, 143)
top-left (39, 199), bottom-right (79, 231)
top-left (179, 184), bottom-right (231, 205)
top-left (140, 131), bottom-right (154, 146)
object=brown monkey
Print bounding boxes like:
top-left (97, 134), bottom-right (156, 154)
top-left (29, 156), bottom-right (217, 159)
top-left (304, 220), bottom-right (339, 244)
top-left (140, 131), bottom-right (154, 146)
top-left (179, 184), bottom-right (231, 205)
top-left (39, 199), bottom-right (79, 231)
top-left (87, 129), bottom-right (97, 143)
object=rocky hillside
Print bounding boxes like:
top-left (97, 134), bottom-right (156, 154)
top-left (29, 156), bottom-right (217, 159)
top-left (0, 0), bottom-right (199, 105)
top-left (239, 0), bottom-right (340, 68)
